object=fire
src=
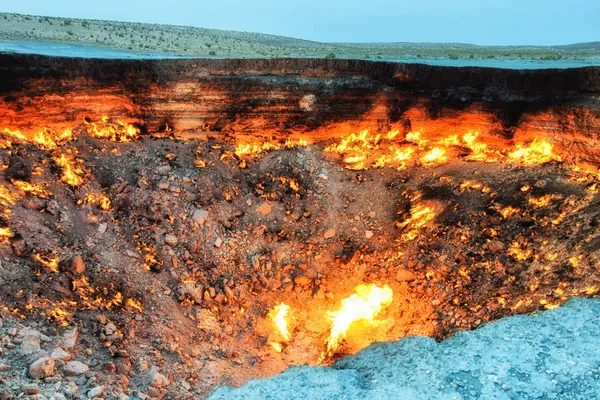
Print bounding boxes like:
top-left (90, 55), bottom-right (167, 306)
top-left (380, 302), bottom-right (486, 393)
top-left (86, 193), bottom-right (111, 210)
top-left (230, 138), bottom-right (307, 168)
top-left (84, 116), bottom-right (139, 142)
top-left (2, 127), bottom-right (27, 142)
top-left (420, 147), bottom-right (447, 166)
top-left (325, 127), bottom-right (565, 171)
top-left (324, 284), bottom-right (393, 357)
top-left (34, 253), bottom-right (60, 273)
top-left (0, 227), bottom-right (13, 240)
top-left (0, 186), bottom-right (16, 206)
top-left (2, 127), bottom-right (73, 150)
top-left (528, 195), bottom-right (556, 208)
top-left (126, 298), bottom-right (143, 312)
top-left (54, 153), bottom-right (85, 186)
top-left (508, 242), bottom-right (532, 261)
top-left (396, 203), bottom-right (436, 241)
top-left (268, 302), bottom-right (291, 351)
top-left (11, 180), bottom-right (51, 198)
top-left (462, 131), bottom-right (499, 162)
top-left (508, 138), bottom-right (561, 165)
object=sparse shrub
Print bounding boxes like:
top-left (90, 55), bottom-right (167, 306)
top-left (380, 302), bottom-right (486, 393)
top-left (325, 52), bottom-right (336, 59)
top-left (63, 19), bottom-right (72, 26)
top-left (209, 50), bottom-right (216, 55)
top-left (448, 53), bottom-right (459, 60)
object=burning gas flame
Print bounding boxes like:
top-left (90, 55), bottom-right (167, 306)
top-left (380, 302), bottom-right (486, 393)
top-left (0, 227), bottom-right (13, 240)
top-left (508, 138), bottom-right (561, 165)
top-left (84, 116), bottom-right (139, 142)
top-left (34, 253), bottom-right (60, 273)
top-left (11, 180), bottom-right (51, 198)
top-left (1, 127), bottom-right (73, 150)
top-left (324, 284), bottom-right (393, 357)
top-left (54, 154), bottom-right (85, 186)
top-left (397, 203), bottom-right (436, 241)
top-left (231, 138), bottom-right (307, 168)
top-left (268, 302), bottom-right (291, 351)
top-left (420, 147), bottom-right (447, 166)
top-left (325, 128), bottom-right (563, 170)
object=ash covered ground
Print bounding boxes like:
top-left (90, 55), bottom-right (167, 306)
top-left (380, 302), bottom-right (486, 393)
top-left (0, 122), bottom-right (599, 398)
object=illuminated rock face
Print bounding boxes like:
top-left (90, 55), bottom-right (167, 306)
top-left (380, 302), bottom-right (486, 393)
top-left (1, 54), bottom-right (599, 165)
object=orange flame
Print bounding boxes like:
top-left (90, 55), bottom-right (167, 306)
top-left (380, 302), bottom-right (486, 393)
top-left (324, 284), bottom-right (393, 357)
top-left (34, 253), bottom-right (60, 273)
top-left (0, 227), bottom-right (13, 240)
top-left (84, 116), bottom-right (139, 142)
top-left (54, 154), bottom-right (85, 186)
top-left (508, 138), bottom-right (561, 165)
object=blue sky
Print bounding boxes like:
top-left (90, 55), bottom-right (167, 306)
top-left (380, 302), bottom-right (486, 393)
top-left (0, 0), bottom-right (598, 45)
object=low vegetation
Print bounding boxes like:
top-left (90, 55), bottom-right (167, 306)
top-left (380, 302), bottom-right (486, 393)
top-left (1, 12), bottom-right (599, 61)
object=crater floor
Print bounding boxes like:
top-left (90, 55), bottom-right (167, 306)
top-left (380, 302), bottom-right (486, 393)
top-left (211, 297), bottom-right (600, 399)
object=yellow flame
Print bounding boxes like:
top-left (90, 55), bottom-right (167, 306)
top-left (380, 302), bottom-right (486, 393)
top-left (420, 147), bottom-right (447, 166)
top-left (528, 195), bottom-right (555, 208)
top-left (508, 242), bottom-right (532, 261)
top-left (34, 253), bottom-right (60, 273)
top-left (0, 186), bottom-right (16, 206)
top-left (325, 284), bottom-right (393, 356)
top-left (126, 298), bottom-right (143, 312)
top-left (397, 203), bottom-right (436, 241)
top-left (86, 193), bottom-right (111, 210)
top-left (269, 303), bottom-right (291, 341)
top-left (0, 227), bottom-right (13, 240)
top-left (11, 180), bottom-right (51, 198)
top-left (84, 117), bottom-right (139, 142)
top-left (508, 138), bottom-right (561, 165)
top-left (54, 154), bottom-right (85, 186)
top-left (2, 127), bottom-right (73, 150)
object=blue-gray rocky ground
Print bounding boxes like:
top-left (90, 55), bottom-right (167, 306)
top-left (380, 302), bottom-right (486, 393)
top-left (211, 297), bottom-right (600, 400)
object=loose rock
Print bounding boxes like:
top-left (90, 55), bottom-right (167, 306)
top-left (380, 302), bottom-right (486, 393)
top-left (63, 360), bottom-right (89, 376)
top-left (323, 228), bottom-right (336, 239)
top-left (28, 357), bottom-right (55, 379)
top-left (257, 203), bottom-right (272, 216)
top-left (165, 234), bottom-right (178, 246)
top-left (71, 255), bottom-right (86, 274)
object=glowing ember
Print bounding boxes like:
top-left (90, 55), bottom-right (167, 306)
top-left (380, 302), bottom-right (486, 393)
top-left (324, 284), bottom-right (393, 357)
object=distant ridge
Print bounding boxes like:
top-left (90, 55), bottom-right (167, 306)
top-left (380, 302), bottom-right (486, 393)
top-left (0, 12), bottom-right (599, 61)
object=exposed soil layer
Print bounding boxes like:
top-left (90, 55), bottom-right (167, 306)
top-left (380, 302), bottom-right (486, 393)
top-left (0, 55), bottom-right (599, 398)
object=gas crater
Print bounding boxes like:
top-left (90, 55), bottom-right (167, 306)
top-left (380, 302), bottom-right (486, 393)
top-left (0, 54), bottom-right (599, 398)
